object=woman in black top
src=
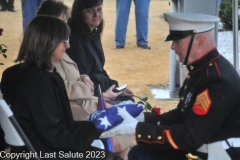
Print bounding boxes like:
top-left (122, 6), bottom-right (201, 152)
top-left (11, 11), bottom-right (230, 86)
top-left (67, 0), bottom-right (134, 102)
top-left (1, 15), bottom-right (122, 160)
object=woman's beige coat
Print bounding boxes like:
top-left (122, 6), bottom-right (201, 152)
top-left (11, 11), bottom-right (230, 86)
top-left (54, 54), bottom-right (133, 152)
top-left (55, 54), bottom-right (99, 121)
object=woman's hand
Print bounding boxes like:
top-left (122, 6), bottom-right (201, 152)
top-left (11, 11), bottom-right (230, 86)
top-left (79, 75), bottom-right (94, 95)
top-left (120, 88), bottom-right (133, 97)
top-left (103, 84), bottom-right (121, 99)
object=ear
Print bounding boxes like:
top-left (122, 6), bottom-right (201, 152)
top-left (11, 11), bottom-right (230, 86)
top-left (196, 35), bottom-right (206, 48)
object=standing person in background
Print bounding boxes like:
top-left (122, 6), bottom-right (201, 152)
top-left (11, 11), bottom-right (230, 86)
top-left (67, 0), bottom-right (134, 103)
top-left (0, 0), bottom-right (15, 11)
top-left (115, 0), bottom-right (150, 49)
top-left (21, 0), bottom-right (44, 29)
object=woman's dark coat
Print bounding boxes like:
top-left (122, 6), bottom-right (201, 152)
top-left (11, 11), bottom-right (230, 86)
top-left (66, 29), bottom-right (118, 96)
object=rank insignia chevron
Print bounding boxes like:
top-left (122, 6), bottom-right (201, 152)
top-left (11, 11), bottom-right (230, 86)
top-left (192, 89), bottom-right (212, 115)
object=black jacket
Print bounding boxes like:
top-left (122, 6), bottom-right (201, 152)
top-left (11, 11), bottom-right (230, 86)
top-left (136, 49), bottom-right (240, 159)
top-left (1, 63), bottom-right (119, 160)
top-left (66, 29), bottom-right (118, 96)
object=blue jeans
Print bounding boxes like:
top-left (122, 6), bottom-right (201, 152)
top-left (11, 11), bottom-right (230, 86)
top-left (21, 0), bottom-right (44, 29)
top-left (115, 0), bottom-right (150, 47)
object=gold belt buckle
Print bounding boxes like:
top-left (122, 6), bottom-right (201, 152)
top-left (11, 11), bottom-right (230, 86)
top-left (186, 153), bottom-right (198, 160)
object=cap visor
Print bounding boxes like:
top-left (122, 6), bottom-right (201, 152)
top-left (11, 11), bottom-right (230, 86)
top-left (165, 30), bottom-right (195, 41)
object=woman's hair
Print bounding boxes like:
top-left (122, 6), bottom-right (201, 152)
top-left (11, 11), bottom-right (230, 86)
top-left (68, 0), bottom-right (104, 39)
top-left (37, 0), bottom-right (69, 19)
top-left (15, 15), bottom-right (71, 70)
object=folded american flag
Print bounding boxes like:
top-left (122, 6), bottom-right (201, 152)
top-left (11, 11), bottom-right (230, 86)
top-left (88, 101), bottom-right (144, 131)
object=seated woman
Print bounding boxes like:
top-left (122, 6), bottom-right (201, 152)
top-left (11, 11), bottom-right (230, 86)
top-left (0, 15), bottom-right (122, 160)
top-left (36, 1), bottom-right (134, 159)
top-left (37, 0), bottom-right (125, 120)
top-left (67, 0), bottom-right (134, 102)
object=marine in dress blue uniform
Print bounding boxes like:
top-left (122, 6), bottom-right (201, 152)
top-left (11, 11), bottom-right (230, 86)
top-left (101, 13), bottom-right (240, 160)
top-left (135, 13), bottom-right (240, 160)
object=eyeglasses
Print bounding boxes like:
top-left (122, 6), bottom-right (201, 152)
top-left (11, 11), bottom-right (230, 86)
top-left (61, 38), bottom-right (69, 46)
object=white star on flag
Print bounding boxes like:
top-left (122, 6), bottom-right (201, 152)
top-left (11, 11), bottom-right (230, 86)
top-left (99, 116), bottom-right (111, 130)
top-left (117, 106), bottom-right (127, 117)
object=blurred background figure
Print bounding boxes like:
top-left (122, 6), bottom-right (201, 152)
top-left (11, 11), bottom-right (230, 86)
top-left (115, 0), bottom-right (150, 49)
top-left (0, 0), bottom-right (16, 12)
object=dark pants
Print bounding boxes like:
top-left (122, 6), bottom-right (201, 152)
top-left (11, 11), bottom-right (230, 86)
top-left (128, 145), bottom-right (155, 160)
top-left (128, 145), bottom-right (187, 160)
top-left (0, 0), bottom-right (14, 9)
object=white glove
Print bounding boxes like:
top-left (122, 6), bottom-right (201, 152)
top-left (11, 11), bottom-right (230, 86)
top-left (100, 108), bottom-right (138, 138)
top-left (135, 112), bottom-right (145, 122)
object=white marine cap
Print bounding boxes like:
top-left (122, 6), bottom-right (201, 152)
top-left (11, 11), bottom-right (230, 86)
top-left (163, 12), bottom-right (220, 41)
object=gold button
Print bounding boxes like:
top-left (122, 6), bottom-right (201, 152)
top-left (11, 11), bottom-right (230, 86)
top-left (185, 104), bottom-right (187, 108)
top-left (182, 108), bottom-right (184, 112)
top-left (148, 135), bottom-right (151, 139)
top-left (193, 29), bottom-right (196, 33)
top-left (190, 65), bottom-right (194, 70)
top-left (184, 85), bottom-right (187, 90)
top-left (157, 136), bottom-right (162, 140)
top-left (187, 75), bottom-right (190, 79)
top-left (180, 97), bottom-right (184, 101)
top-left (137, 134), bottom-right (141, 139)
top-left (186, 153), bottom-right (198, 159)
top-left (209, 63), bottom-right (213, 66)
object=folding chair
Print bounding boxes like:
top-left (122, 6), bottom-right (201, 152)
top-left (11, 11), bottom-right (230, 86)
top-left (0, 99), bottom-right (41, 160)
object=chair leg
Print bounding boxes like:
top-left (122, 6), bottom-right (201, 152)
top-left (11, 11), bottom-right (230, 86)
top-left (9, 117), bottom-right (41, 160)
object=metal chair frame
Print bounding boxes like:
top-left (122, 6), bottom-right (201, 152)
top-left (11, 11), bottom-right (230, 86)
top-left (0, 99), bottom-right (41, 160)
